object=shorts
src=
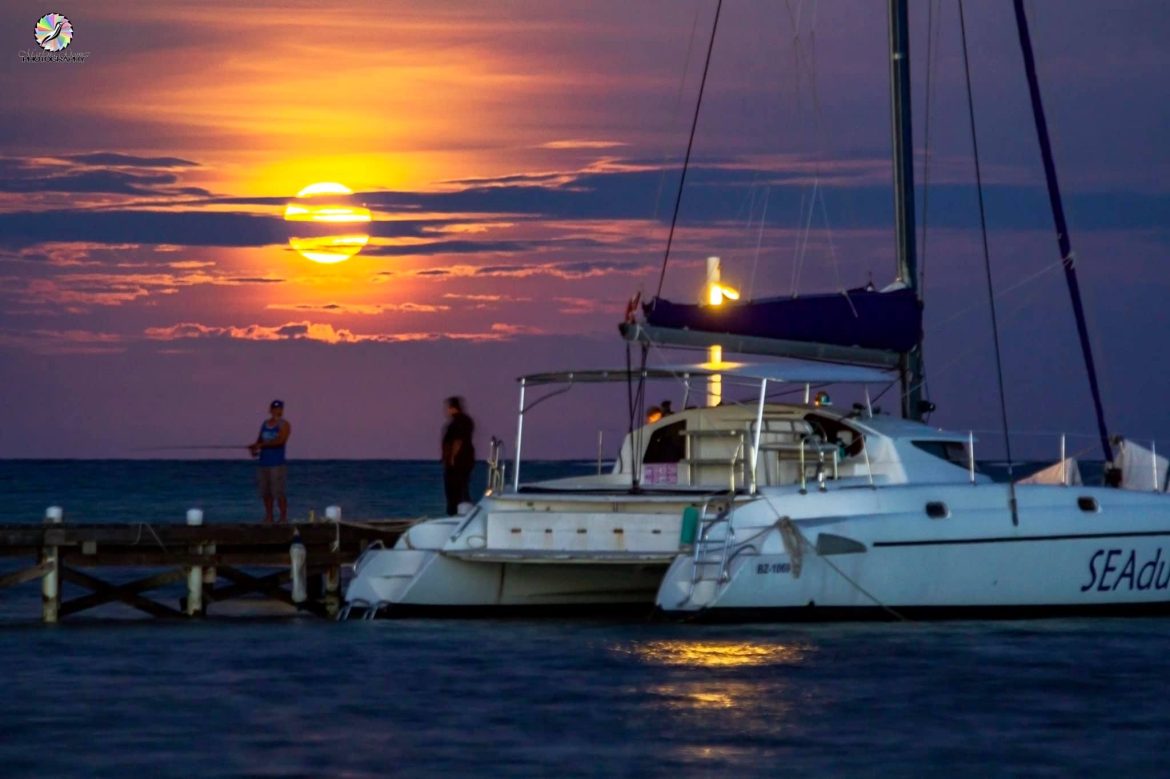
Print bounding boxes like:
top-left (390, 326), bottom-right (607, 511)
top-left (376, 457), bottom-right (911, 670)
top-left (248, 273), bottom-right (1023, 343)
top-left (257, 465), bottom-right (287, 500)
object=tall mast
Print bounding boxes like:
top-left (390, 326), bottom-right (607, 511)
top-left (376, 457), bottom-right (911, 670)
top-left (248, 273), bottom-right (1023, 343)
top-left (1012, 0), bottom-right (1113, 464)
top-left (889, 0), bottom-right (923, 420)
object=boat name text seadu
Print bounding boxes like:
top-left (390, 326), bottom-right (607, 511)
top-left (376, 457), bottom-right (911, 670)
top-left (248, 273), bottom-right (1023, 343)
top-left (1081, 549), bottom-right (1170, 592)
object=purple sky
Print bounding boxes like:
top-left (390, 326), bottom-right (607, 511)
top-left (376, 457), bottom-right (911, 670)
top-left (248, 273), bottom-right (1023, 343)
top-left (1, 1), bottom-right (1168, 460)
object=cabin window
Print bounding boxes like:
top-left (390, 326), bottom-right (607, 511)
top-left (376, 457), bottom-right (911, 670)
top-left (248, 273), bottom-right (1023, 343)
top-left (911, 440), bottom-right (971, 469)
top-left (644, 420), bottom-right (687, 464)
top-left (925, 501), bottom-right (949, 519)
top-left (1077, 496), bottom-right (1099, 513)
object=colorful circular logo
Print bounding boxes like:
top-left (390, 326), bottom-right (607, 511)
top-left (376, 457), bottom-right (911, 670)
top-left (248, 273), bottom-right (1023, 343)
top-left (35, 13), bottom-right (73, 52)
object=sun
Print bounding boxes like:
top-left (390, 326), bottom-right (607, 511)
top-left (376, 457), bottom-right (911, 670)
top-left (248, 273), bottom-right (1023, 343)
top-left (283, 182), bottom-right (372, 264)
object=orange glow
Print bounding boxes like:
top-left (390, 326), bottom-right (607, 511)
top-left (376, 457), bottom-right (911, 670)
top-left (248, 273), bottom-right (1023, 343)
top-left (623, 639), bottom-right (810, 668)
top-left (707, 282), bottom-right (740, 305)
top-left (283, 182), bottom-right (371, 264)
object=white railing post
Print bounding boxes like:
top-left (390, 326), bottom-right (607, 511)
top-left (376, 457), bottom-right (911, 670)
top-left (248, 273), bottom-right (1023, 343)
top-left (1153, 440), bottom-right (1159, 492)
top-left (512, 378), bottom-right (526, 492)
top-left (750, 379), bottom-right (767, 494)
top-left (968, 431), bottom-right (976, 484)
top-left (799, 438), bottom-right (808, 494)
top-left (596, 430), bottom-right (604, 476)
top-left (1060, 434), bottom-right (1067, 486)
top-left (862, 441), bottom-right (875, 488)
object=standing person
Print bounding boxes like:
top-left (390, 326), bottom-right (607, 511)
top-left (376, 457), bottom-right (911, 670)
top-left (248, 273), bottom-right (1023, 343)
top-left (249, 399), bottom-right (291, 523)
top-left (441, 396), bottom-right (475, 516)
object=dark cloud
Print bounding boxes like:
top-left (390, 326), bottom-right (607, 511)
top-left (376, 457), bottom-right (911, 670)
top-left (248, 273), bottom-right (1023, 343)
top-left (60, 153), bottom-right (200, 168)
top-left (365, 167), bottom-right (1170, 234)
top-left (0, 168), bottom-right (210, 197)
top-left (0, 154), bottom-right (210, 198)
top-left (360, 237), bottom-right (609, 258)
top-left (2, 156), bottom-right (1168, 254)
top-left (0, 210), bottom-right (282, 250)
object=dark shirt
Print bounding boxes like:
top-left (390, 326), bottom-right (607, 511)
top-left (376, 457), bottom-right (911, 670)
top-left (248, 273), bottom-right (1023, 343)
top-left (442, 412), bottom-right (475, 469)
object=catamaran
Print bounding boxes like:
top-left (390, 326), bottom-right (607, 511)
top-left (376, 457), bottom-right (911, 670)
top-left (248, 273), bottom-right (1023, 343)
top-left (343, 0), bottom-right (1170, 620)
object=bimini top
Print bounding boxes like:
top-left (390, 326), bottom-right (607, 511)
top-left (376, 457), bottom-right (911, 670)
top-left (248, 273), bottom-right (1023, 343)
top-left (519, 360), bottom-right (896, 387)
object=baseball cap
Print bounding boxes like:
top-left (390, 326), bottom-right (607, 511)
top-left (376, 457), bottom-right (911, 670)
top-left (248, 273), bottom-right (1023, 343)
top-left (270, 399), bottom-right (284, 409)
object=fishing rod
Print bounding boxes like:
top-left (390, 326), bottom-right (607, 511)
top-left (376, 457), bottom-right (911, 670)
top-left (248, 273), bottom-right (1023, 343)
top-left (130, 444), bottom-right (249, 452)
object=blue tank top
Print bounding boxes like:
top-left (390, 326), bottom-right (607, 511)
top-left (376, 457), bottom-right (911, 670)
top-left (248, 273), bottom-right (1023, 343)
top-left (258, 421), bottom-right (286, 466)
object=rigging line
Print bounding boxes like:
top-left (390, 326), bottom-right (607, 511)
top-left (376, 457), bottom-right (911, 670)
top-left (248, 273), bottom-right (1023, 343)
top-left (633, 341), bottom-right (652, 483)
top-left (789, 191), bottom-right (807, 295)
top-left (926, 257), bottom-right (1063, 333)
top-left (958, 0), bottom-right (1018, 524)
top-left (786, 0), bottom-right (833, 297)
top-left (1012, 0), bottom-right (1112, 465)
top-left (794, 178), bottom-right (819, 294)
top-left (654, 0), bottom-right (724, 299)
top-left (747, 185), bottom-right (770, 299)
top-left (649, 2), bottom-right (705, 228)
top-left (919, 0), bottom-right (941, 295)
top-left (784, 0), bottom-right (805, 110)
top-left (918, 0), bottom-right (942, 406)
top-left (891, 280), bottom-right (1058, 408)
top-left (624, 343), bottom-right (639, 488)
top-left (817, 183), bottom-right (844, 294)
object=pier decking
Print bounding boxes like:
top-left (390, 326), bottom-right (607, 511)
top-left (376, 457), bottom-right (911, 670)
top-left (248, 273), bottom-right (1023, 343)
top-left (0, 513), bottom-right (409, 622)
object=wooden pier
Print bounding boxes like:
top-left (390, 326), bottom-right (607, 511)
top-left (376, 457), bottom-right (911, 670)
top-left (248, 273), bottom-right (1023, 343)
top-left (0, 509), bottom-right (409, 622)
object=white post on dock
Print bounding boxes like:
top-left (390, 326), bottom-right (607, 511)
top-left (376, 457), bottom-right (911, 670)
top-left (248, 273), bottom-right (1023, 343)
top-left (185, 509), bottom-right (204, 617)
top-left (323, 506), bottom-right (342, 615)
top-left (290, 530), bottom-right (307, 606)
top-left (41, 506), bottom-right (63, 624)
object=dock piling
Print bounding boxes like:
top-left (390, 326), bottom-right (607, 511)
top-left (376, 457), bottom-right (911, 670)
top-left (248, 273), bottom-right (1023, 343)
top-left (323, 566), bottom-right (341, 617)
top-left (41, 506), bottom-right (63, 624)
top-left (290, 530), bottom-right (307, 605)
top-left (1, 514), bottom-right (408, 621)
top-left (185, 509), bottom-right (204, 616)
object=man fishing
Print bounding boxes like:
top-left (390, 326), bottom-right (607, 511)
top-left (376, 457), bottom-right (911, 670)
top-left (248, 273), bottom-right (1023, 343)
top-left (441, 396), bottom-right (475, 516)
top-left (250, 399), bottom-right (291, 523)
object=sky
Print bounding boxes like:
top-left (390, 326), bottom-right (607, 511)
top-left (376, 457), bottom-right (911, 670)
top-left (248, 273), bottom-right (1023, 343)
top-left (1, 0), bottom-right (1169, 460)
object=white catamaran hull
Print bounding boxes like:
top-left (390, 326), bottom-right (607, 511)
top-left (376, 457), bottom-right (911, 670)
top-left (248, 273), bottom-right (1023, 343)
top-left (346, 551), bottom-right (666, 614)
top-left (343, 498), bottom-right (693, 615)
top-left (658, 484), bottom-right (1170, 620)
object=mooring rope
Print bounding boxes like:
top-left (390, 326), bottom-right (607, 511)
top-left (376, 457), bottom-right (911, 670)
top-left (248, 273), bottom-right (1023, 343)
top-left (755, 491), bottom-right (911, 622)
top-left (128, 522), bottom-right (168, 553)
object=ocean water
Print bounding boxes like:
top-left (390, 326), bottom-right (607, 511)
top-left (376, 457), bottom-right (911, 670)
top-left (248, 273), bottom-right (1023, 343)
top-left (1, 460), bottom-right (1166, 777)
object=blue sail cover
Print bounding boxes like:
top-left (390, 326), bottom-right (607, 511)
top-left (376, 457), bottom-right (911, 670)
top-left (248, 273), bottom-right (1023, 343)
top-left (644, 286), bottom-right (921, 353)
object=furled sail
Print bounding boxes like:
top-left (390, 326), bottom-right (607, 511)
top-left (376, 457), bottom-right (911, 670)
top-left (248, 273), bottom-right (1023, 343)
top-left (639, 285), bottom-right (921, 355)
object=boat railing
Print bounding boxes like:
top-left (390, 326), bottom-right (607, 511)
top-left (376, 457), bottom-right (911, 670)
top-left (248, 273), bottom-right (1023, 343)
top-left (969, 431), bottom-right (977, 485)
top-left (684, 497), bottom-right (736, 604)
top-left (862, 439), bottom-right (876, 488)
top-left (682, 429), bottom-right (747, 491)
top-left (486, 436), bottom-right (506, 495)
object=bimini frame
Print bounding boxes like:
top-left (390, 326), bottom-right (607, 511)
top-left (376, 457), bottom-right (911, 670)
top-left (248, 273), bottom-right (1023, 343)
top-left (510, 361), bottom-right (896, 493)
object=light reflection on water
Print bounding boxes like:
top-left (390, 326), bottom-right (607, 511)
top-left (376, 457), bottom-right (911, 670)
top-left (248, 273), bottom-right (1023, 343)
top-left (621, 638), bottom-right (812, 668)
